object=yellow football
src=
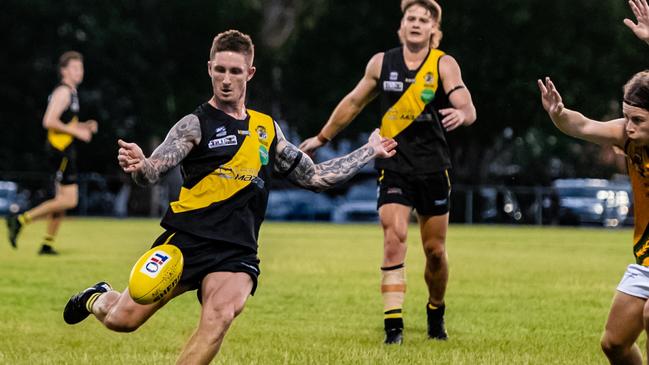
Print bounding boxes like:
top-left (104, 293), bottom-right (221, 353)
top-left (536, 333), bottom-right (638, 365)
top-left (128, 244), bottom-right (184, 305)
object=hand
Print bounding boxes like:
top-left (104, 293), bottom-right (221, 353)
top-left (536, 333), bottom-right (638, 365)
top-left (368, 129), bottom-right (397, 159)
top-left (624, 0), bottom-right (649, 44)
top-left (74, 126), bottom-right (93, 142)
top-left (81, 119), bottom-right (99, 134)
top-left (298, 136), bottom-right (325, 155)
top-left (438, 108), bottom-right (467, 131)
top-left (537, 77), bottom-right (565, 119)
top-left (117, 139), bottom-right (146, 173)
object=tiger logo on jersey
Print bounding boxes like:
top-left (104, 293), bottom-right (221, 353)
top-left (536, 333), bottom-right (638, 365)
top-left (629, 145), bottom-right (649, 177)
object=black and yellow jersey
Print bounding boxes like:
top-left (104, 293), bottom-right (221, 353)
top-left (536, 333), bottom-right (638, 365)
top-left (161, 103), bottom-right (277, 251)
top-left (376, 47), bottom-right (451, 174)
top-left (47, 84), bottom-right (79, 152)
top-left (625, 140), bottom-right (649, 266)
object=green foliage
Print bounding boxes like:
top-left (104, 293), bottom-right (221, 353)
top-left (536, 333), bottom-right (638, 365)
top-left (1, 0), bottom-right (648, 182)
top-left (0, 219), bottom-right (640, 364)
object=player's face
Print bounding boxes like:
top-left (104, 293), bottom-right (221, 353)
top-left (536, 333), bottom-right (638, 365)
top-left (623, 103), bottom-right (649, 145)
top-left (208, 51), bottom-right (255, 105)
top-left (400, 5), bottom-right (436, 47)
top-left (61, 59), bottom-right (84, 86)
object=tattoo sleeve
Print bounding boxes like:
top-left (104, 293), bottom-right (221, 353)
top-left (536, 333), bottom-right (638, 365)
top-left (274, 123), bottom-right (376, 191)
top-left (132, 114), bottom-right (201, 185)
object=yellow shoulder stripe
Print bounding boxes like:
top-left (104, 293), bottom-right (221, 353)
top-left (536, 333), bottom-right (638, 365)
top-left (380, 49), bottom-right (445, 139)
top-left (47, 117), bottom-right (78, 151)
top-left (170, 110), bottom-right (275, 213)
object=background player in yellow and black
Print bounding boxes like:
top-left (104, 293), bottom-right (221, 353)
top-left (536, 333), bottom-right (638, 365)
top-left (6, 51), bottom-right (98, 255)
top-left (62, 30), bottom-right (397, 364)
top-left (300, 0), bottom-right (476, 344)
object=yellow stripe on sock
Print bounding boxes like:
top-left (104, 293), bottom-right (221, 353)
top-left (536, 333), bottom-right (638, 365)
top-left (384, 313), bottom-right (403, 319)
top-left (85, 293), bottom-right (102, 313)
top-left (18, 214), bottom-right (29, 225)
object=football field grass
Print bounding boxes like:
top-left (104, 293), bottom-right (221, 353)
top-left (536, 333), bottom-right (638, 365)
top-left (0, 219), bottom-right (642, 364)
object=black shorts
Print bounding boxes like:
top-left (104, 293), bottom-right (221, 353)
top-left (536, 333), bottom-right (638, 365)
top-left (377, 169), bottom-right (451, 216)
top-left (48, 146), bottom-right (78, 186)
top-left (151, 230), bottom-right (261, 298)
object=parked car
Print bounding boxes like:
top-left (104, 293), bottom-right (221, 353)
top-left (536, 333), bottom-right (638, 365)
top-left (609, 179), bottom-right (634, 226)
top-left (77, 173), bottom-right (118, 216)
top-left (552, 178), bottom-right (630, 227)
top-left (332, 180), bottom-right (378, 223)
top-left (477, 186), bottom-right (523, 223)
top-left (266, 189), bottom-right (335, 221)
top-left (0, 180), bottom-right (28, 215)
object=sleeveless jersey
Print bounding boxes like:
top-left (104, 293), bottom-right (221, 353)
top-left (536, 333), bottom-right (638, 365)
top-left (376, 47), bottom-right (451, 174)
top-left (161, 103), bottom-right (277, 251)
top-left (47, 84), bottom-right (79, 152)
top-left (625, 140), bottom-right (649, 266)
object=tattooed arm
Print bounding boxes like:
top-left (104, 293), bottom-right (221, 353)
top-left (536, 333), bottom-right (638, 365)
top-left (274, 123), bottom-right (397, 192)
top-left (117, 114), bottom-right (201, 185)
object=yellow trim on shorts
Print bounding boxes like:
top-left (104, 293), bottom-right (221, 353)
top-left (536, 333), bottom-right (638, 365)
top-left (444, 169), bottom-right (451, 192)
top-left (58, 157), bottom-right (68, 173)
top-left (162, 232), bottom-right (176, 245)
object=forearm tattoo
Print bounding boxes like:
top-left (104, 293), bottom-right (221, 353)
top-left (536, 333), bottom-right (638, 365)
top-left (276, 140), bottom-right (376, 191)
top-left (132, 114), bottom-right (200, 185)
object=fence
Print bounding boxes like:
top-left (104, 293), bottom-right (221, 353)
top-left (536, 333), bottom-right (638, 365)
top-left (0, 172), bottom-right (633, 227)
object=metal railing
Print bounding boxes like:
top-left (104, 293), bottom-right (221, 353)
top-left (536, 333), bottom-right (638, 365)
top-left (0, 172), bottom-right (633, 227)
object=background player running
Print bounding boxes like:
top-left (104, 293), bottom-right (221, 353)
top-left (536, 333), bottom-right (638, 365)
top-left (7, 51), bottom-right (97, 255)
top-left (300, 0), bottom-right (476, 344)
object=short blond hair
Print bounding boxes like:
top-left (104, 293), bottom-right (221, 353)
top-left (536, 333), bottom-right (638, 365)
top-left (58, 51), bottom-right (83, 79)
top-left (210, 30), bottom-right (255, 65)
top-left (399, 0), bottom-right (443, 48)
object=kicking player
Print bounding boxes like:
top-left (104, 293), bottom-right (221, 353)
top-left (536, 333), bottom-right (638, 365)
top-left (62, 30), bottom-right (396, 364)
top-left (539, 3), bottom-right (649, 363)
top-left (6, 51), bottom-right (97, 255)
top-left (299, 0), bottom-right (476, 344)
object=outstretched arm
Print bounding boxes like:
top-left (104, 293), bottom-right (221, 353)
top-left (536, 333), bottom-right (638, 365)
top-left (276, 124), bottom-right (397, 192)
top-left (118, 114), bottom-right (201, 185)
top-left (537, 77), bottom-right (626, 147)
top-left (625, 0), bottom-right (649, 45)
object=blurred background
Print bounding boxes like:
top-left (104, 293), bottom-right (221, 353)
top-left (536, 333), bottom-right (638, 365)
top-left (1, 0), bottom-right (646, 226)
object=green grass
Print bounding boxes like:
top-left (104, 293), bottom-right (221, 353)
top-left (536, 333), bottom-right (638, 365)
top-left (0, 219), bottom-right (643, 364)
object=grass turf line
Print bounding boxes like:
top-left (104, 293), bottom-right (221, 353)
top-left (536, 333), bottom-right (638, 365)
top-left (0, 219), bottom-right (640, 364)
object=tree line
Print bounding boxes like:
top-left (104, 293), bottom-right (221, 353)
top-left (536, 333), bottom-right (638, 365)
top-left (1, 0), bottom-right (646, 185)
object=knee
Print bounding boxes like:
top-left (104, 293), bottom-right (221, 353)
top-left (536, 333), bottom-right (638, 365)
top-left (383, 226), bottom-right (407, 247)
top-left (208, 306), bottom-right (238, 326)
top-left (423, 241), bottom-right (446, 262)
top-left (600, 333), bottom-right (628, 357)
top-left (104, 314), bottom-right (141, 333)
top-left (198, 306), bottom-right (241, 343)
